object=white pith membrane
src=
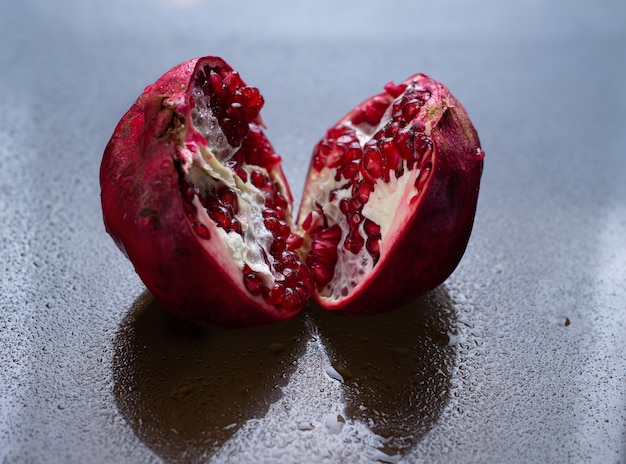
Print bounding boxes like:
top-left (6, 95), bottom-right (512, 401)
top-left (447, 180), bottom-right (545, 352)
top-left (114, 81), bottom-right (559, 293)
top-left (184, 89), bottom-right (288, 291)
top-left (301, 92), bottom-right (429, 302)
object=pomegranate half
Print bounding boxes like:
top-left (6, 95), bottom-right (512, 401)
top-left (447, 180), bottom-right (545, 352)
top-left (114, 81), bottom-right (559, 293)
top-left (100, 56), bottom-right (483, 327)
top-left (297, 75), bottom-right (484, 314)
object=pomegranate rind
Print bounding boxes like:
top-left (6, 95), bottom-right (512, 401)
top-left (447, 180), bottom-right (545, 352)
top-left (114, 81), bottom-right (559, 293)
top-left (298, 74), bottom-right (484, 314)
top-left (100, 57), bottom-right (299, 328)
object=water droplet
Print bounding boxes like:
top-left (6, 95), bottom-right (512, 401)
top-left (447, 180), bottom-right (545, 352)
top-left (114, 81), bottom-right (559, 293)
top-left (552, 315), bottom-right (571, 327)
top-left (325, 365), bottom-right (344, 382)
top-left (324, 414), bottom-right (345, 434)
top-left (268, 342), bottom-right (284, 355)
top-left (297, 421), bottom-right (315, 431)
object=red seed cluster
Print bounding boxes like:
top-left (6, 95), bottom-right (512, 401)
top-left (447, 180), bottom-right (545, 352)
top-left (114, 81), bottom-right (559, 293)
top-left (194, 64), bottom-right (264, 147)
top-left (188, 62), bottom-right (312, 310)
top-left (179, 167), bottom-right (310, 311)
top-left (305, 224), bottom-right (342, 289)
top-left (242, 170), bottom-right (311, 311)
top-left (305, 80), bottom-right (435, 289)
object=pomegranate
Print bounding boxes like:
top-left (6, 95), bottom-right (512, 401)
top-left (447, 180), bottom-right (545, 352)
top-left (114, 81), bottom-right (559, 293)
top-left (297, 74), bottom-right (484, 314)
top-left (101, 57), bottom-right (312, 328)
top-left (100, 56), bottom-right (483, 327)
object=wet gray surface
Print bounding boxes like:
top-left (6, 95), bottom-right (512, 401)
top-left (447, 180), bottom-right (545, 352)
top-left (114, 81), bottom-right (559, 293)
top-left (1, 0), bottom-right (626, 462)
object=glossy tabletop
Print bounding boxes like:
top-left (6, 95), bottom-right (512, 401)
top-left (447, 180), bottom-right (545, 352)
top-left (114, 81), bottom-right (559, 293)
top-left (1, 1), bottom-right (625, 462)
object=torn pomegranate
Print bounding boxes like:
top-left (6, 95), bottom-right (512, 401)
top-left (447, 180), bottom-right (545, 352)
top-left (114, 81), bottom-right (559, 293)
top-left (100, 56), bottom-right (483, 327)
top-left (298, 74), bottom-right (483, 314)
top-left (101, 57), bottom-right (311, 328)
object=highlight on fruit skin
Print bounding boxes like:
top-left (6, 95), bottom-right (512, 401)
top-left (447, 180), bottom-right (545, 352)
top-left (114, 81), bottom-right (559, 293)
top-left (100, 55), bottom-right (484, 327)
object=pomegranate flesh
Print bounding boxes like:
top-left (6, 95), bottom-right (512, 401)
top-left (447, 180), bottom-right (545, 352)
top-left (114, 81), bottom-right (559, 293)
top-left (298, 74), bottom-right (484, 314)
top-left (100, 57), bottom-right (312, 328)
top-left (101, 56), bottom-right (484, 326)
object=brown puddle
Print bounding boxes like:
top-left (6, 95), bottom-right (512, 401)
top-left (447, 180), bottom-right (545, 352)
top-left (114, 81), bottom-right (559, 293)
top-left (311, 286), bottom-right (457, 456)
top-left (113, 287), bottom-right (457, 461)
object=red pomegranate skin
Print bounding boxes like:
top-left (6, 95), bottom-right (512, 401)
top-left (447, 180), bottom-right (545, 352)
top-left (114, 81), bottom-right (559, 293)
top-left (101, 57), bottom-right (298, 328)
top-left (299, 75), bottom-right (484, 314)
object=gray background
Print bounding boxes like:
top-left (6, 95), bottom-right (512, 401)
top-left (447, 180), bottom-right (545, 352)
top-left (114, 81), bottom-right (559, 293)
top-left (1, 0), bottom-right (625, 462)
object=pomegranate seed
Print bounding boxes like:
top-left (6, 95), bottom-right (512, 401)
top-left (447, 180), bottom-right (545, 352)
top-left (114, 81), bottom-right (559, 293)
top-left (208, 71), bottom-right (225, 97)
top-left (326, 146), bottom-right (346, 168)
top-left (379, 138), bottom-right (399, 177)
top-left (348, 213), bottom-right (363, 228)
top-left (364, 96), bottom-right (390, 126)
top-left (286, 233), bottom-right (304, 250)
top-left (193, 222), bottom-right (211, 239)
top-left (241, 86), bottom-right (262, 108)
top-left (243, 269), bottom-right (264, 295)
top-left (274, 191), bottom-right (288, 210)
top-left (231, 219), bottom-right (242, 235)
top-left (308, 249), bottom-right (337, 267)
top-left (309, 262), bottom-right (333, 288)
top-left (301, 210), bottom-right (318, 231)
top-left (235, 167), bottom-right (248, 182)
top-left (384, 81), bottom-right (407, 98)
top-left (208, 205), bottom-right (232, 230)
top-left (344, 228), bottom-right (365, 254)
top-left (226, 102), bottom-right (243, 120)
top-left (251, 170), bottom-right (266, 188)
top-left (345, 143), bottom-right (363, 162)
top-left (415, 132), bottom-right (433, 165)
top-left (341, 161), bottom-right (359, 181)
top-left (314, 142), bottom-right (331, 168)
top-left (366, 237), bottom-right (380, 263)
top-left (311, 224), bottom-right (342, 243)
top-left (263, 216), bottom-right (280, 233)
top-left (363, 218), bottom-right (381, 237)
top-left (296, 263), bottom-right (311, 281)
top-left (270, 237), bottom-right (287, 255)
top-left (310, 239), bottom-right (339, 258)
top-left (241, 106), bottom-right (259, 123)
top-left (395, 127), bottom-right (414, 160)
top-left (265, 283), bottom-right (285, 305)
top-left (263, 190), bottom-right (275, 209)
top-left (415, 162), bottom-right (432, 192)
top-left (294, 284), bottom-right (310, 303)
top-left (222, 71), bottom-right (241, 92)
top-left (362, 146), bottom-right (384, 180)
top-left (218, 187), bottom-right (238, 213)
top-left (339, 198), bottom-right (350, 214)
top-left (196, 70), bottom-right (207, 86)
top-left (351, 108), bottom-right (368, 126)
top-left (349, 197), bottom-right (363, 213)
top-left (279, 287), bottom-right (302, 310)
top-left (278, 250), bottom-right (300, 269)
top-left (280, 267), bottom-right (298, 286)
top-left (383, 121), bottom-right (401, 138)
top-left (262, 209), bottom-right (280, 220)
top-left (353, 181), bottom-right (373, 205)
top-left (326, 126), bottom-right (347, 141)
top-left (402, 100), bottom-right (420, 121)
top-left (391, 101), bottom-right (404, 120)
top-left (278, 222), bottom-right (291, 239)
